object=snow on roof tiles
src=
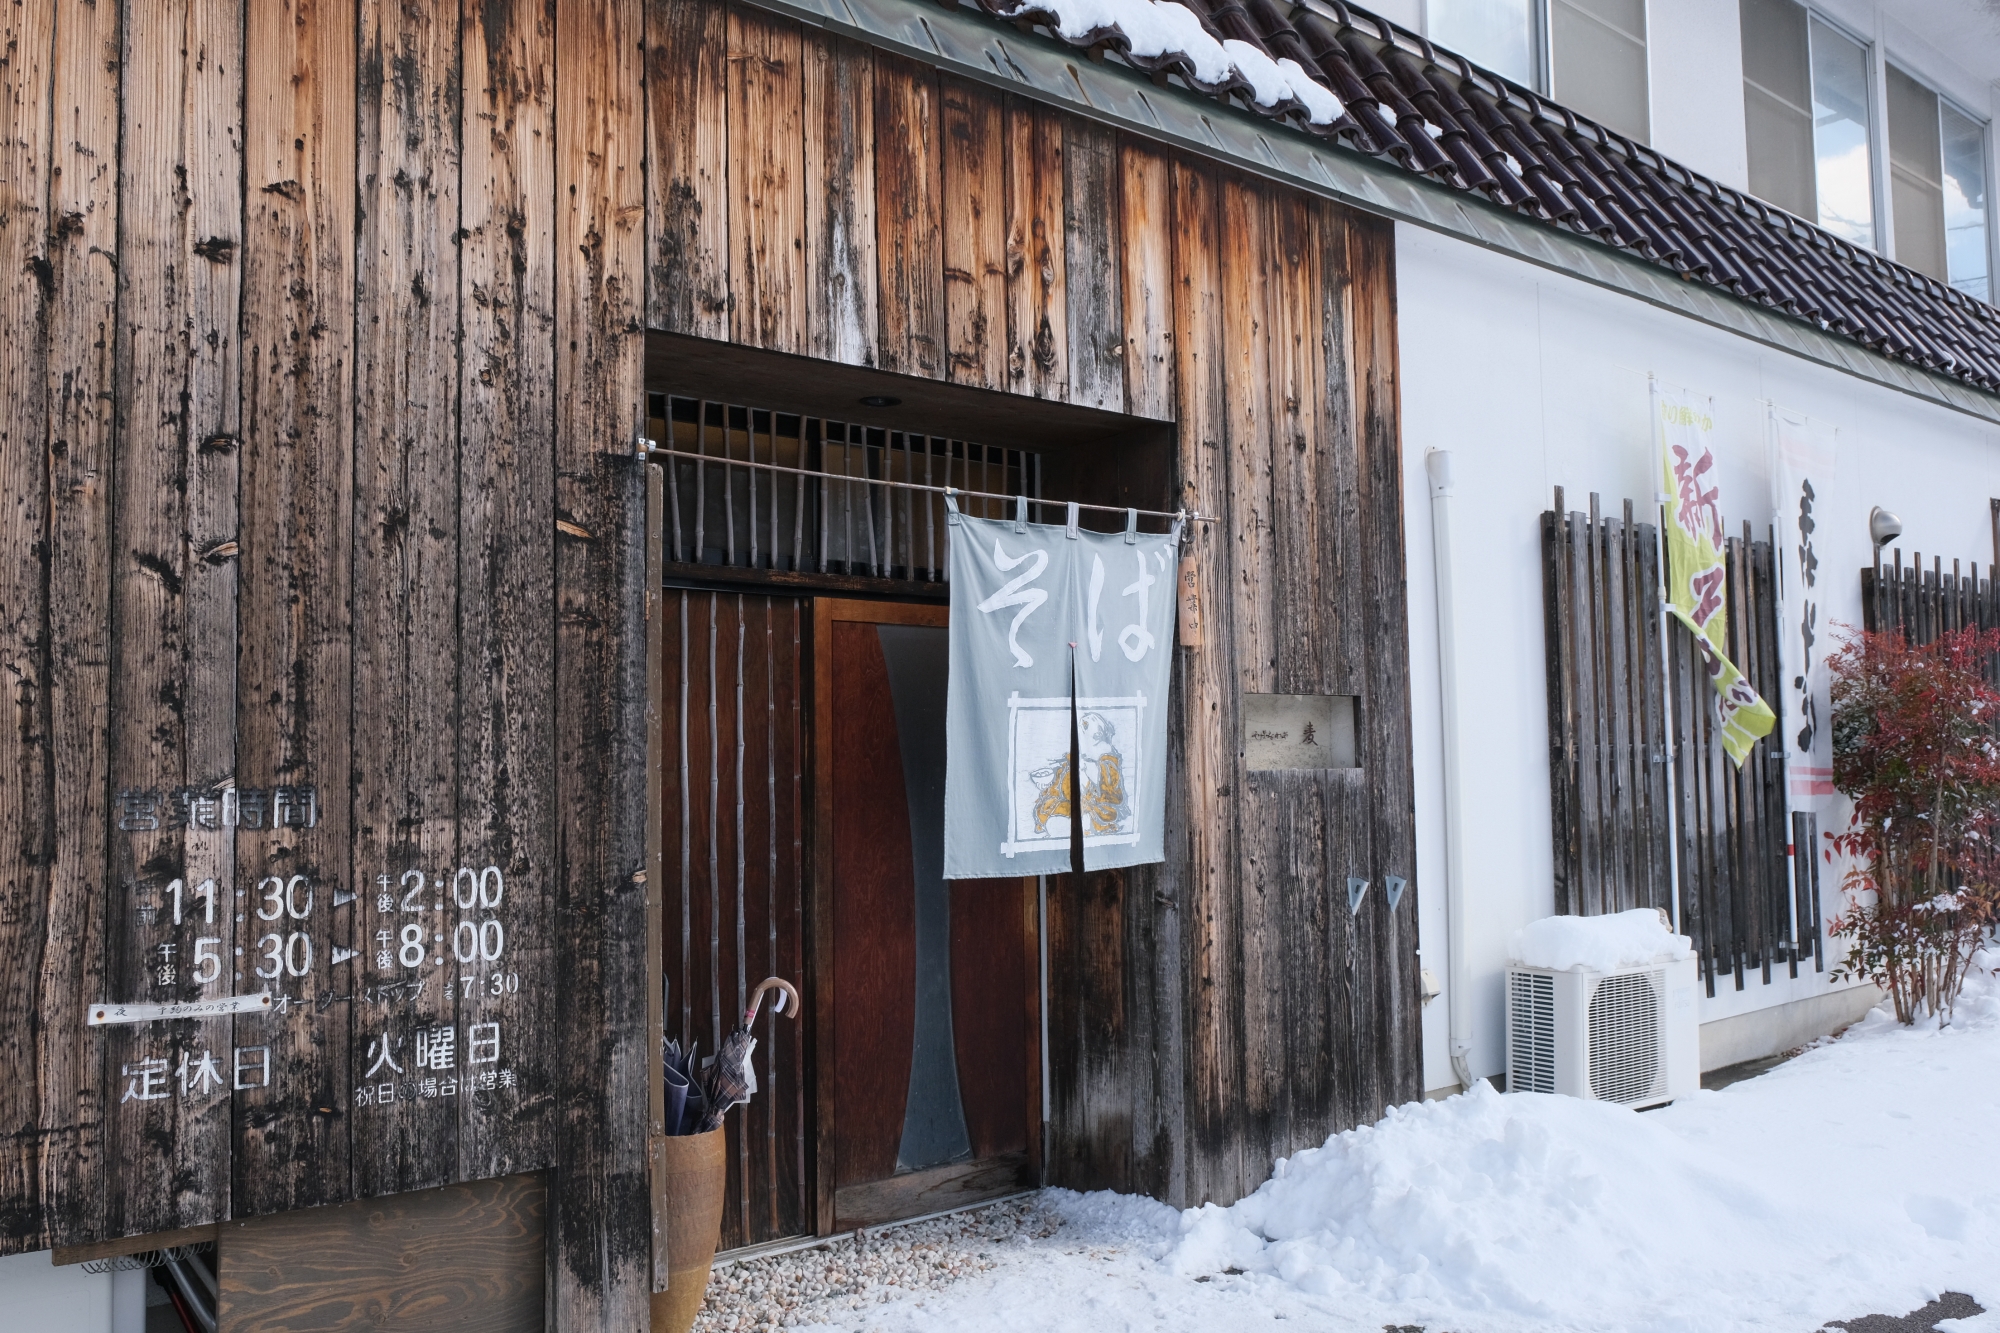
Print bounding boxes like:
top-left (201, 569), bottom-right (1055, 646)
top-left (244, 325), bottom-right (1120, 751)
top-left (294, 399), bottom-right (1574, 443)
top-left (960, 0), bottom-right (2000, 395)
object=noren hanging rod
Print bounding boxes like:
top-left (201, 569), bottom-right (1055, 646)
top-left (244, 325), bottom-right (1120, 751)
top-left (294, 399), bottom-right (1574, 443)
top-left (637, 440), bottom-right (1215, 526)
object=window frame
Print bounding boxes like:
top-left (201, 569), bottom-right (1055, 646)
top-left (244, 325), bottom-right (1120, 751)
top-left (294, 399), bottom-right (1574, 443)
top-left (1420, 0), bottom-right (1657, 139)
top-left (1881, 59), bottom-right (1993, 298)
top-left (1807, 8), bottom-right (1882, 252)
top-left (1423, 0), bottom-right (1550, 95)
top-left (1738, 0), bottom-right (1998, 303)
top-left (1544, 0), bottom-right (1652, 143)
top-left (1934, 93), bottom-right (1993, 302)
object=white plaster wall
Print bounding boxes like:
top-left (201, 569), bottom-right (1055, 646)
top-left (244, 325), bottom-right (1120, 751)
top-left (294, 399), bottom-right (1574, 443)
top-left (0, 1251), bottom-right (115, 1332)
top-left (1397, 221), bottom-right (2000, 1093)
top-left (1646, 0), bottom-right (1750, 188)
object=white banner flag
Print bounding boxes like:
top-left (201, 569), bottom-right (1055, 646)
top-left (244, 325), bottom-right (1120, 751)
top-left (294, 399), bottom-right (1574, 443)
top-left (943, 504), bottom-right (1179, 879)
top-left (1771, 406), bottom-right (1837, 803)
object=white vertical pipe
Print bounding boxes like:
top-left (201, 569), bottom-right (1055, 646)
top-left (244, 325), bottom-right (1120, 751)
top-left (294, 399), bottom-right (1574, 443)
top-left (1425, 449), bottom-right (1476, 1092)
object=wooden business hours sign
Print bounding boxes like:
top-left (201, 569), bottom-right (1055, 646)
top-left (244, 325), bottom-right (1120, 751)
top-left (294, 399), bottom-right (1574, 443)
top-left (100, 779), bottom-right (530, 1119)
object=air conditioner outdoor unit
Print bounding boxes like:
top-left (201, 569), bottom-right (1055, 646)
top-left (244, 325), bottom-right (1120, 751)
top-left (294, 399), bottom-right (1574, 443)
top-left (1505, 954), bottom-right (1700, 1109)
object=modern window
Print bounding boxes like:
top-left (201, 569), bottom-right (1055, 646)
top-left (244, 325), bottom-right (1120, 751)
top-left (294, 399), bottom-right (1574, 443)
top-left (1885, 65), bottom-right (1989, 299)
top-left (1549, 0), bottom-right (1648, 143)
top-left (1427, 0), bottom-right (1649, 142)
top-left (1430, 0), bottom-right (1540, 90)
top-left (1942, 103), bottom-right (1990, 300)
top-left (1740, 0), bottom-right (1814, 218)
top-left (1807, 19), bottom-right (1876, 249)
top-left (1739, 0), bottom-right (1876, 250)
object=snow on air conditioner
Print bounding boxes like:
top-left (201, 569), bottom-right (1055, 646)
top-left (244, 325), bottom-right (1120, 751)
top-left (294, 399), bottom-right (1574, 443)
top-left (1504, 909), bottom-right (1700, 1110)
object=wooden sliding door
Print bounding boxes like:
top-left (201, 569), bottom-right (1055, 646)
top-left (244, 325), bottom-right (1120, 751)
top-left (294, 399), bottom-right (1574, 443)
top-left (812, 599), bottom-right (1040, 1232)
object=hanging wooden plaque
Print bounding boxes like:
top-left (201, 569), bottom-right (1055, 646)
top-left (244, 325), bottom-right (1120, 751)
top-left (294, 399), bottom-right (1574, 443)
top-left (1177, 554), bottom-right (1203, 647)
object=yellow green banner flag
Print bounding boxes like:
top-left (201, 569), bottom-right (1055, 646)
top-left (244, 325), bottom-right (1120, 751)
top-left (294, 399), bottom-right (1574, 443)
top-left (1656, 385), bottom-right (1776, 767)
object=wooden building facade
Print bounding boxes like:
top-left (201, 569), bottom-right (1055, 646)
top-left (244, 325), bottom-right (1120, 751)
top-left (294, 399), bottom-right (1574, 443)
top-left (0, 0), bottom-right (1420, 1324)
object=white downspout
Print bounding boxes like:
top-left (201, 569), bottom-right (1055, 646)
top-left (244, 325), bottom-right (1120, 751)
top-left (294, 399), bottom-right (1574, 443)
top-left (1426, 449), bottom-right (1476, 1093)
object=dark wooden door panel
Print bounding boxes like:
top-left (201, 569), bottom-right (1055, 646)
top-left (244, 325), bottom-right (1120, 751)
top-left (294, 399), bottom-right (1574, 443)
top-left (828, 620), bottom-right (919, 1188)
top-left (950, 878), bottom-right (1034, 1161)
top-left (662, 591), bottom-right (808, 1251)
top-left (814, 599), bottom-right (1040, 1232)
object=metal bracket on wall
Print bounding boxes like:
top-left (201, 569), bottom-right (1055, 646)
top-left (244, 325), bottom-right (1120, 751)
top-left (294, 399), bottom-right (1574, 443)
top-left (1385, 875), bottom-right (1406, 911)
top-left (1346, 877), bottom-right (1369, 915)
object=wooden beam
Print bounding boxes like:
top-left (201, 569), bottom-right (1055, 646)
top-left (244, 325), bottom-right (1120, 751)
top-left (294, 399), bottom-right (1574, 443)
top-left (551, 0), bottom-right (651, 1320)
top-left (45, 0), bottom-right (122, 1246)
top-left (103, 0), bottom-right (244, 1239)
top-left (457, 0), bottom-right (559, 1185)
top-left (54, 1224), bottom-right (221, 1267)
top-left (1168, 155), bottom-right (1244, 1210)
top-left (352, 0), bottom-right (465, 1200)
top-left (647, 0), bottom-right (732, 337)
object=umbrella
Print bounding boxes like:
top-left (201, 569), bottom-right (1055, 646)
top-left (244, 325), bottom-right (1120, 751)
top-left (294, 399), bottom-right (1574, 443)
top-left (696, 976), bottom-right (799, 1133)
top-left (662, 1036), bottom-right (699, 1136)
top-left (661, 975), bottom-right (707, 1135)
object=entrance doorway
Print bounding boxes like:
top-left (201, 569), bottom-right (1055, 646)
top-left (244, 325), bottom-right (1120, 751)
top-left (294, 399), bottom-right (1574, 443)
top-left (812, 600), bottom-right (1040, 1231)
top-left (645, 353), bottom-right (1167, 1250)
top-left (658, 592), bottom-right (1040, 1251)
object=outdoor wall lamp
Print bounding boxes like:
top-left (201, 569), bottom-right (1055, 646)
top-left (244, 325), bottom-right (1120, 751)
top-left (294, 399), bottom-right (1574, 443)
top-left (1870, 506), bottom-right (1903, 567)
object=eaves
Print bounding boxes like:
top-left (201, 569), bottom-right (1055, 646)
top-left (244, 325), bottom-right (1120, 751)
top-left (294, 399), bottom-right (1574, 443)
top-left (732, 0), bottom-right (2000, 429)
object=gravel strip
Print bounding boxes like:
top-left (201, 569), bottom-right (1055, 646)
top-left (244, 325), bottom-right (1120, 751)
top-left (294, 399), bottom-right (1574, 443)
top-left (692, 1194), bottom-right (1063, 1333)
top-left (1823, 1291), bottom-right (1985, 1332)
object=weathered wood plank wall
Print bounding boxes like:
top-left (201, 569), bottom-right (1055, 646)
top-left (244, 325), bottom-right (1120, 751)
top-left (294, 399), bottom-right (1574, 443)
top-left (645, 0), bottom-right (1422, 1211)
top-left (0, 0), bottom-right (1419, 1307)
top-left (1, 1), bottom-right (649, 1323)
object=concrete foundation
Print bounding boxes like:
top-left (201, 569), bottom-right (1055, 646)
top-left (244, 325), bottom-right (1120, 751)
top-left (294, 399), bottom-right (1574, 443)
top-left (1697, 983), bottom-right (1882, 1073)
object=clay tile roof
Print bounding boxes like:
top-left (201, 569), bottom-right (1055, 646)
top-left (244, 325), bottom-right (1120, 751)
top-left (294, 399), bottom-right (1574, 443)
top-left (960, 0), bottom-right (2000, 395)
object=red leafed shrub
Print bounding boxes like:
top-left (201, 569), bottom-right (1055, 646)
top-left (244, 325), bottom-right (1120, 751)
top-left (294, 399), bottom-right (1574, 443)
top-left (1827, 624), bottom-right (2000, 1025)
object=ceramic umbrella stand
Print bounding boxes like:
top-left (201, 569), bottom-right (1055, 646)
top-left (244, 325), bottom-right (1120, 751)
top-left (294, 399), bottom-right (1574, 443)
top-left (649, 1126), bottom-right (730, 1333)
top-left (652, 977), bottom-right (801, 1331)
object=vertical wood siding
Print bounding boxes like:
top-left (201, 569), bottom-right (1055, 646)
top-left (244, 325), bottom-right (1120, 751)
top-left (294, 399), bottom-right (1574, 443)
top-left (552, 0), bottom-right (651, 1323)
top-left (236, 0), bottom-right (357, 1220)
top-left (0, 0), bottom-right (58, 1246)
top-left (1, 0), bottom-right (1417, 1299)
top-left (1, 2), bottom-right (650, 1322)
top-left (47, 0), bottom-right (119, 1245)
top-left (106, 0), bottom-right (244, 1240)
top-left (638, 0), bottom-right (1417, 1211)
top-left (458, 0), bottom-right (558, 1188)
top-left (353, 0), bottom-right (462, 1202)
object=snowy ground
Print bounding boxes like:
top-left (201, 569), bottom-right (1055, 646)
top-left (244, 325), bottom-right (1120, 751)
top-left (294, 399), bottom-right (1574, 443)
top-left (728, 953), bottom-right (2000, 1333)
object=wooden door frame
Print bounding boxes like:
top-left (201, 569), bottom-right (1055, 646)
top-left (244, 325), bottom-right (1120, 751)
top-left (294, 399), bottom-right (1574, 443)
top-left (644, 465), bottom-right (669, 1290)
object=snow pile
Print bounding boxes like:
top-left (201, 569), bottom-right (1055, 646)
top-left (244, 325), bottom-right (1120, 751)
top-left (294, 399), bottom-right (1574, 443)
top-left (1008, 0), bottom-right (1345, 123)
top-left (1509, 906), bottom-right (1694, 970)
top-left (819, 955), bottom-right (2000, 1333)
top-left (1163, 953), bottom-right (2000, 1332)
